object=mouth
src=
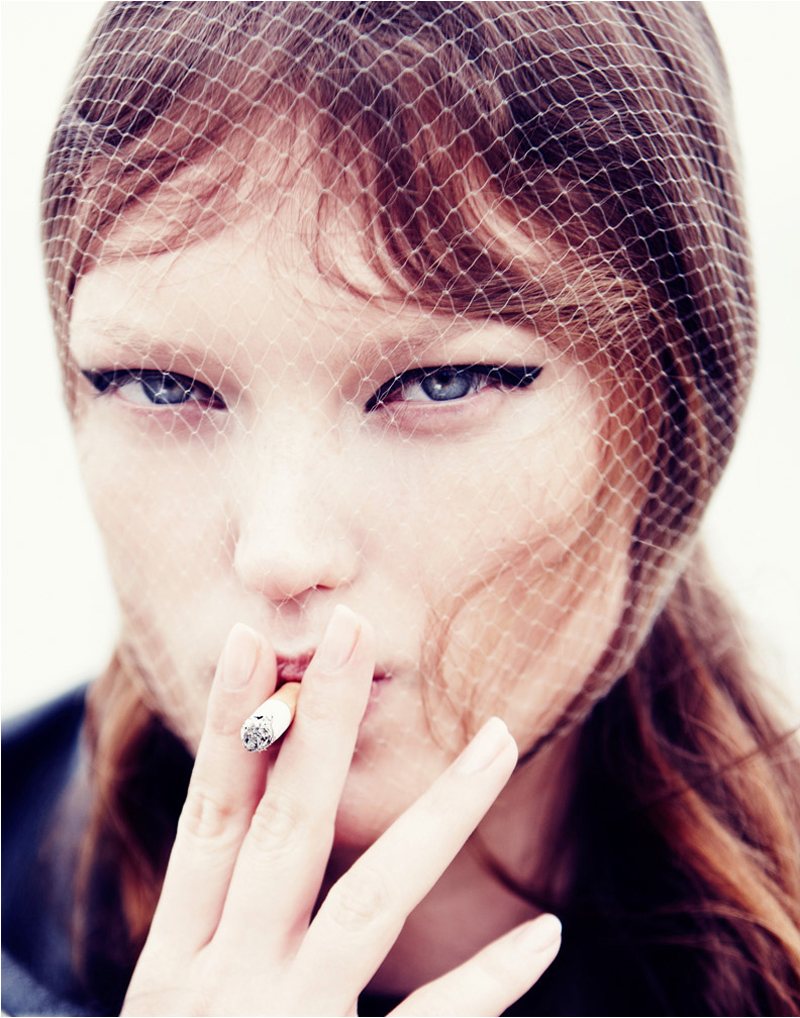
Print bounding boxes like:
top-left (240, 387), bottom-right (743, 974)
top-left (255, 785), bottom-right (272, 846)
top-left (275, 653), bottom-right (390, 686)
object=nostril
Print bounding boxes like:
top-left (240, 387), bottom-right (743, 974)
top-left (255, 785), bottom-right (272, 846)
top-left (233, 535), bottom-right (358, 605)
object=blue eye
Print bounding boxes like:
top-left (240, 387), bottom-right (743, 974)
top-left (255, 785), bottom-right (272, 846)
top-left (82, 369), bottom-right (226, 410)
top-left (365, 365), bottom-right (542, 411)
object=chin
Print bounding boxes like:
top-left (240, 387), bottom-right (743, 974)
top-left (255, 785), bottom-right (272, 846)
top-left (332, 805), bottom-right (393, 853)
top-left (333, 757), bottom-right (422, 852)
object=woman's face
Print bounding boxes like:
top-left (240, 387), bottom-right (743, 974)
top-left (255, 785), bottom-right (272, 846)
top-left (68, 183), bottom-right (629, 846)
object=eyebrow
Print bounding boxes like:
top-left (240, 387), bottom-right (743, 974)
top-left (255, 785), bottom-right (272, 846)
top-left (71, 315), bottom-right (543, 373)
top-left (70, 321), bottom-right (239, 377)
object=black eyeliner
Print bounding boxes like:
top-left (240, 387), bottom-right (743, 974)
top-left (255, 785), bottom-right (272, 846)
top-left (82, 368), bottom-right (124, 392)
top-left (82, 368), bottom-right (180, 391)
top-left (364, 364), bottom-right (543, 412)
top-left (80, 368), bottom-right (226, 409)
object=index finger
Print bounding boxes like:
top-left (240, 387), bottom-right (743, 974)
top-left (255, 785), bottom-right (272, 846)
top-left (145, 623), bottom-right (277, 954)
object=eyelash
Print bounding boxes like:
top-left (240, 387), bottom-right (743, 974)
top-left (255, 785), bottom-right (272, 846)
top-left (364, 364), bottom-right (542, 410)
top-left (82, 369), bottom-right (226, 410)
top-left (81, 364), bottom-right (543, 413)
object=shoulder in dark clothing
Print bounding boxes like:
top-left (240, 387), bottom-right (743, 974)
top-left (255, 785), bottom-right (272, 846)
top-left (2, 687), bottom-right (107, 1017)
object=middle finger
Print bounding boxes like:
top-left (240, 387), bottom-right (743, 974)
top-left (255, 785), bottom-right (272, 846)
top-left (218, 604), bottom-right (375, 947)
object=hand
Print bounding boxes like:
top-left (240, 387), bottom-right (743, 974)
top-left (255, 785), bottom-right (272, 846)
top-left (121, 605), bottom-right (561, 1016)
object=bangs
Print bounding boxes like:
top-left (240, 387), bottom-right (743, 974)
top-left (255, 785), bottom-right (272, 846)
top-left (49, 2), bottom-right (638, 346)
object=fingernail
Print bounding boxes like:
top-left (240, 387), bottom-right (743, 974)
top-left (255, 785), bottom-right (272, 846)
top-left (454, 717), bottom-right (512, 775)
top-left (315, 605), bottom-right (360, 672)
top-left (221, 624), bottom-right (260, 690)
top-left (514, 914), bottom-right (562, 953)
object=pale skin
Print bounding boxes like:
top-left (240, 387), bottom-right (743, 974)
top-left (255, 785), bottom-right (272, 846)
top-left (68, 169), bottom-right (630, 1013)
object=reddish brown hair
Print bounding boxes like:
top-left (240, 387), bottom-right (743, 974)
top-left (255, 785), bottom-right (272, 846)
top-left (42, 2), bottom-right (800, 1011)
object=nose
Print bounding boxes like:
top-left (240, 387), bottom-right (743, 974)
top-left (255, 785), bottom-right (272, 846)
top-left (230, 415), bottom-right (361, 607)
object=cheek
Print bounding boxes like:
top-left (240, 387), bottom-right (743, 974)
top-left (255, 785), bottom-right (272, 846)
top-left (380, 394), bottom-right (602, 594)
top-left (433, 527), bottom-right (630, 754)
top-left (74, 418), bottom-right (233, 737)
top-left (406, 398), bottom-right (629, 753)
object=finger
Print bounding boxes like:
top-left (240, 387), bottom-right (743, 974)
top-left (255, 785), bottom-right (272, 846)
top-left (295, 718), bottom-right (518, 1011)
top-left (145, 623), bottom-right (277, 954)
top-left (390, 914), bottom-right (562, 1017)
top-left (218, 604), bottom-right (375, 948)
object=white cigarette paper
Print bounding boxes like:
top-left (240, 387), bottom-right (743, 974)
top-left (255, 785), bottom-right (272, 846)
top-left (240, 683), bottom-right (300, 752)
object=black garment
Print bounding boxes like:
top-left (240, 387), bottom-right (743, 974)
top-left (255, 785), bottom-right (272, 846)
top-left (3, 686), bottom-right (172, 1016)
top-left (3, 688), bottom-right (716, 1017)
top-left (2, 688), bottom-right (99, 1016)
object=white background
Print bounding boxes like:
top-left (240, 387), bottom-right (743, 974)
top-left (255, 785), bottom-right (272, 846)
top-left (2, 1), bottom-right (799, 718)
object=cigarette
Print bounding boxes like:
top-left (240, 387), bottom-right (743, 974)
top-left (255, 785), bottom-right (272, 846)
top-left (240, 682), bottom-right (301, 752)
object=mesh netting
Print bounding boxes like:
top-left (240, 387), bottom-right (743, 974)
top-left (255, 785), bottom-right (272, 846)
top-left (42, 1), bottom-right (754, 828)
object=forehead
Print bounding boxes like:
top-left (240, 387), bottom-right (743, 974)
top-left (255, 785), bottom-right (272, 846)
top-left (73, 212), bottom-right (455, 361)
top-left (87, 118), bottom-right (553, 297)
top-left (95, 141), bottom-right (367, 271)
top-left (74, 149), bottom-right (385, 341)
top-left (70, 222), bottom-right (559, 394)
top-left (71, 145), bottom-right (557, 366)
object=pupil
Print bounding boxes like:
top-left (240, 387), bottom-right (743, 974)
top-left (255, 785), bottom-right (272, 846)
top-left (421, 369), bottom-right (472, 401)
top-left (144, 375), bottom-right (188, 404)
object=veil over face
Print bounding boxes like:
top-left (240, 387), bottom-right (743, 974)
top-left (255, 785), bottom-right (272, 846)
top-left (43, 1), bottom-right (755, 840)
top-left (68, 142), bottom-right (638, 841)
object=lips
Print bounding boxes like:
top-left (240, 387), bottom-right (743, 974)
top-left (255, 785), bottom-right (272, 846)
top-left (274, 653), bottom-right (388, 686)
top-left (275, 654), bottom-right (314, 685)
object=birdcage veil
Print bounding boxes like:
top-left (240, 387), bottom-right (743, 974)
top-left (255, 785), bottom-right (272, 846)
top-left (41, 0), bottom-right (754, 763)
